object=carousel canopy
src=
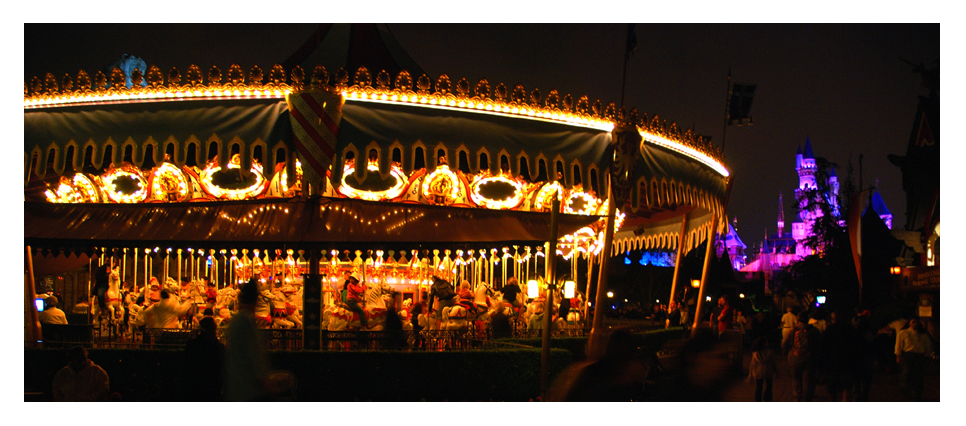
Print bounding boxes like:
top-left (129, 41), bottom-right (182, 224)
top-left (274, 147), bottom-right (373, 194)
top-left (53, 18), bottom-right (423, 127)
top-left (24, 197), bottom-right (600, 252)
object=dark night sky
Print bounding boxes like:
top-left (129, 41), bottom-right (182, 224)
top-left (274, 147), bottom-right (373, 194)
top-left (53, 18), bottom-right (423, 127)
top-left (23, 22), bottom-right (939, 255)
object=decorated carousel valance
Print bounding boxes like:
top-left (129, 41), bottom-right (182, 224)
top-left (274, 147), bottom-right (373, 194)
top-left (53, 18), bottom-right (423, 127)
top-left (25, 63), bottom-right (730, 258)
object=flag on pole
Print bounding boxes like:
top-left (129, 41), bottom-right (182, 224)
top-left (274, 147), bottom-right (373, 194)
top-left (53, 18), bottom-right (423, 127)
top-left (286, 89), bottom-right (345, 194)
top-left (625, 24), bottom-right (637, 60)
top-left (848, 189), bottom-right (870, 288)
top-left (727, 83), bottom-right (756, 126)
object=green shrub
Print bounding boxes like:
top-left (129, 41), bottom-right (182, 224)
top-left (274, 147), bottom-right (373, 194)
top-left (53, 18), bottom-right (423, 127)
top-left (25, 347), bottom-right (571, 401)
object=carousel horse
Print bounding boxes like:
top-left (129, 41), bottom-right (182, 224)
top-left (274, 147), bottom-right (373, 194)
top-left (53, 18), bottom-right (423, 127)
top-left (321, 279), bottom-right (393, 331)
top-left (398, 300), bottom-right (414, 331)
top-left (92, 268), bottom-right (125, 328)
top-left (271, 286), bottom-right (302, 329)
top-left (440, 305), bottom-right (471, 331)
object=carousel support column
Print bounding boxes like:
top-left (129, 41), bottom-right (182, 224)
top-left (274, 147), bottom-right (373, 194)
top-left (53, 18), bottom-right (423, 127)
top-left (669, 213), bottom-right (690, 306)
top-left (588, 179), bottom-right (618, 361)
top-left (25, 246), bottom-right (42, 347)
top-left (133, 248), bottom-right (138, 293)
top-left (303, 249), bottom-right (322, 350)
top-left (540, 196), bottom-right (560, 395)
top-left (584, 254), bottom-right (593, 322)
top-left (177, 249), bottom-right (182, 284)
top-left (691, 211), bottom-right (718, 338)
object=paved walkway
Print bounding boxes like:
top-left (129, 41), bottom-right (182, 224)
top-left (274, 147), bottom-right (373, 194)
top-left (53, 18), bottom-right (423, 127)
top-left (719, 350), bottom-right (940, 402)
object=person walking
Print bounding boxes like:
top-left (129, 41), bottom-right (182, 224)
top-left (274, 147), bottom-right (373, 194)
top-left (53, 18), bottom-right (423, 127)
top-left (784, 312), bottom-right (820, 401)
top-left (780, 307), bottom-right (797, 354)
top-left (182, 316), bottom-right (225, 401)
top-left (225, 279), bottom-right (272, 401)
top-left (748, 336), bottom-right (779, 401)
top-left (895, 318), bottom-right (934, 401)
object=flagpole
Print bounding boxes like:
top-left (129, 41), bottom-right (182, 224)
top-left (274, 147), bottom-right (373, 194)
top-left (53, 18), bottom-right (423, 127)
top-left (722, 68), bottom-right (732, 154)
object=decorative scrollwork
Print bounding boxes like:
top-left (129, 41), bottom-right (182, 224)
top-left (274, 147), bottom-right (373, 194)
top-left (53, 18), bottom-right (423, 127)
top-left (227, 64), bottom-right (245, 86)
top-left (474, 79), bottom-right (490, 100)
top-left (268, 64), bottom-right (287, 86)
top-left (76, 70), bottom-right (92, 92)
top-left (436, 74), bottom-right (451, 95)
top-left (576, 95), bottom-right (589, 115)
top-left (207, 66), bottom-right (222, 86)
top-left (456, 78), bottom-right (470, 97)
top-left (628, 107), bottom-right (640, 126)
top-left (186, 65), bottom-right (204, 87)
top-left (562, 93), bottom-right (573, 112)
top-left (249, 65), bottom-right (264, 86)
top-left (376, 70), bottom-right (391, 90)
top-left (395, 70), bottom-right (412, 92)
top-left (167, 67), bottom-right (182, 88)
top-left (416, 74), bottom-right (431, 94)
top-left (146, 66), bottom-right (164, 89)
top-left (353, 67), bottom-right (372, 88)
top-left (290, 66), bottom-right (305, 90)
top-left (333, 68), bottom-right (349, 89)
top-left (511, 84), bottom-right (527, 104)
top-left (311, 65), bottom-right (329, 89)
top-left (545, 89), bottom-right (560, 110)
top-left (30, 76), bottom-right (43, 96)
top-left (592, 99), bottom-right (602, 117)
top-left (494, 83), bottom-right (507, 102)
top-left (529, 88), bottom-right (541, 107)
top-left (131, 67), bottom-right (144, 89)
top-left (61, 74), bottom-right (73, 93)
top-left (110, 68), bottom-right (127, 91)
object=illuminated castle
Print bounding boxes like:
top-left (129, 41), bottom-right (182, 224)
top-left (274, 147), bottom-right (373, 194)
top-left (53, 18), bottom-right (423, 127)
top-left (740, 138), bottom-right (893, 275)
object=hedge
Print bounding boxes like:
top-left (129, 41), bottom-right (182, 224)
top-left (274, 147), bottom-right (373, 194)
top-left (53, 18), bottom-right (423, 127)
top-left (25, 347), bottom-right (571, 401)
top-left (497, 327), bottom-right (687, 362)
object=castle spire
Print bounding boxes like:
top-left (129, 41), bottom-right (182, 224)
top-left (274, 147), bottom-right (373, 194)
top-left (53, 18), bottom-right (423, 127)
top-left (777, 192), bottom-right (785, 236)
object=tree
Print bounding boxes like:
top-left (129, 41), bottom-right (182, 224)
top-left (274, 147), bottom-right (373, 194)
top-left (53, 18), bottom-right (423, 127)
top-left (785, 157), bottom-right (860, 310)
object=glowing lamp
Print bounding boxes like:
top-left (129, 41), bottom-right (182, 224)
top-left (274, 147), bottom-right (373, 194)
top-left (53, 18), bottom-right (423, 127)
top-left (527, 280), bottom-right (540, 299)
top-left (691, 279), bottom-right (701, 288)
top-left (739, 293), bottom-right (746, 299)
top-left (607, 291), bottom-right (614, 298)
top-left (564, 280), bottom-right (575, 299)
top-left (890, 266), bottom-right (901, 275)
top-left (706, 296), bottom-right (712, 302)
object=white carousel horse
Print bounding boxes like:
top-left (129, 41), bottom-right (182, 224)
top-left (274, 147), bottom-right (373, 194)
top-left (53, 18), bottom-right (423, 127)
top-left (270, 286), bottom-right (302, 329)
top-left (440, 305), bottom-right (470, 331)
top-left (321, 280), bottom-right (393, 331)
top-left (92, 268), bottom-right (125, 327)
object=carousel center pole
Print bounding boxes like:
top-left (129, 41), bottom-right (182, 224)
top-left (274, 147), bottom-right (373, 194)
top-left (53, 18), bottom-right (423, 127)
top-left (540, 196), bottom-right (560, 395)
top-left (588, 176), bottom-right (618, 361)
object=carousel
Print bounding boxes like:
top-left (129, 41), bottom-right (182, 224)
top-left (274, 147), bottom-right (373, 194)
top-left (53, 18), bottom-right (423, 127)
top-left (24, 25), bottom-right (730, 350)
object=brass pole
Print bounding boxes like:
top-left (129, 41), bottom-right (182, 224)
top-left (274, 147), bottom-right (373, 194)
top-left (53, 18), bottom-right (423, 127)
top-left (669, 213), bottom-right (690, 305)
top-left (692, 212), bottom-right (717, 337)
top-left (588, 177), bottom-right (618, 361)
top-left (25, 246), bottom-right (42, 347)
top-left (541, 196), bottom-right (560, 394)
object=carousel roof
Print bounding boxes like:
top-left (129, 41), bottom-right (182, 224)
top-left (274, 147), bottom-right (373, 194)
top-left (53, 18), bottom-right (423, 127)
top-left (25, 40), bottom-right (731, 256)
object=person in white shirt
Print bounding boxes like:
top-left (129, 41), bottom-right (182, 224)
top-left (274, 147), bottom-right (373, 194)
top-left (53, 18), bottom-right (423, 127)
top-left (895, 318), bottom-right (934, 400)
top-left (142, 290), bottom-right (193, 328)
top-left (39, 296), bottom-right (68, 325)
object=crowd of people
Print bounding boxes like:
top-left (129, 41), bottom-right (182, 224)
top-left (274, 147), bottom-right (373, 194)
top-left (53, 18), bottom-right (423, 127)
top-left (659, 294), bottom-right (938, 402)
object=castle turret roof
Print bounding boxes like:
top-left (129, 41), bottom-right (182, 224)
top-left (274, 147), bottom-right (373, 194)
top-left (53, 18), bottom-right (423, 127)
top-left (803, 137), bottom-right (815, 159)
